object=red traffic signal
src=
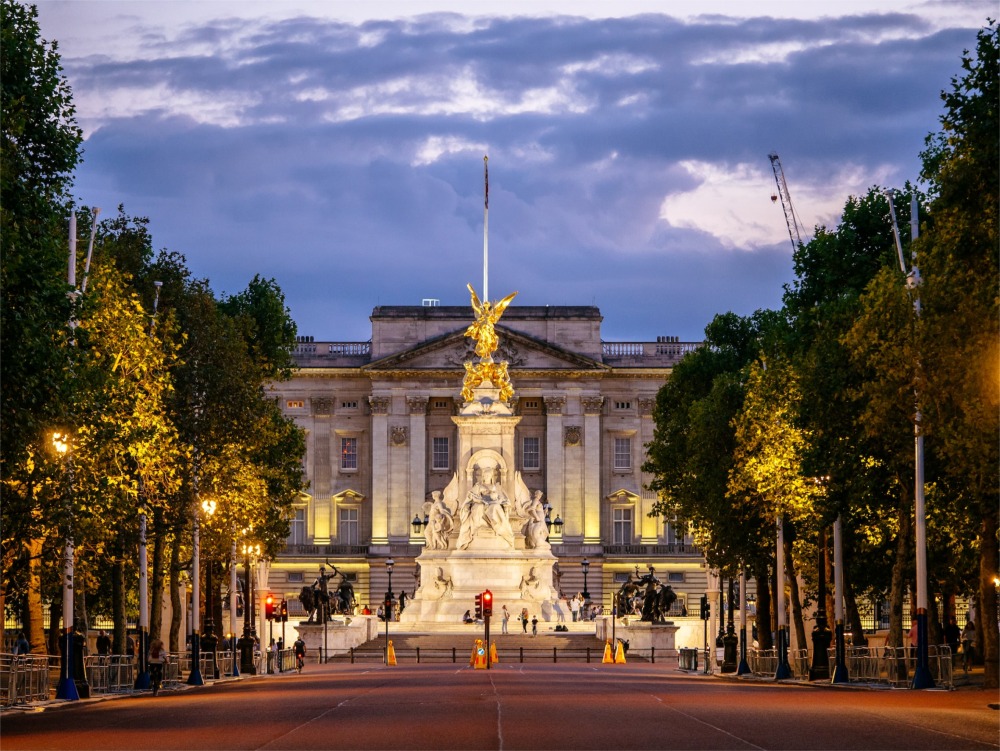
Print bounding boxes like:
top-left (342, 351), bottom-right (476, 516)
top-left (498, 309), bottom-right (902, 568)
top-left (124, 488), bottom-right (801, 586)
top-left (482, 590), bottom-right (493, 617)
top-left (265, 593), bottom-right (275, 621)
top-left (474, 592), bottom-right (483, 619)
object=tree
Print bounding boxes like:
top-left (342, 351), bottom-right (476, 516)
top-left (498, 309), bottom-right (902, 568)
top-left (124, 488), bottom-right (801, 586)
top-left (1, 0), bottom-right (83, 651)
top-left (918, 20), bottom-right (999, 688)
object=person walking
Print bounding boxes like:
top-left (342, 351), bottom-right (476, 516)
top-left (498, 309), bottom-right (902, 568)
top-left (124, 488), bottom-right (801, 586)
top-left (148, 638), bottom-right (167, 695)
top-left (293, 636), bottom-right (306, 673)
top-left (944, 617), bottom-right (961, 661)
top-left (501, 605), bottom-right (510, 635)
top-left (960, 619), bottom-right (976, 673)
top-left (13, 632), bottom-right (30, 656)
top-left (571, 595), bottom-right (580, 622)
top-left (96, 630), bottom-right (111, 657)
top-left (521, 607), bottom-right (529, 633)
top-left (531, 615), bottom-right (538, 637)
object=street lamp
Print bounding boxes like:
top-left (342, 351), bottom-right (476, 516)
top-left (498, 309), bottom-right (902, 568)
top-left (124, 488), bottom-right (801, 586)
top-left (200, 498), bottom-right (219, 679)
top-left (187, 496), bottom-right (206, 686)
top-left (52, 430), bottom-right (81, 701)
top-left (384, 558), bottom-right (394, 664)
top-left (581, 558), bottom-right (590, 602)
top-left (809, 527), bottom-right (832, 681)
top-left (239, 541), bottom-right (260, 674)
top-left (412, 514), bottom-right (428, 538)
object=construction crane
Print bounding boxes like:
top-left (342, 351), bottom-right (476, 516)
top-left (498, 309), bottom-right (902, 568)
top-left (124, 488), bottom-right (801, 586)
top-left (768, 152), bottom-right (805, 252)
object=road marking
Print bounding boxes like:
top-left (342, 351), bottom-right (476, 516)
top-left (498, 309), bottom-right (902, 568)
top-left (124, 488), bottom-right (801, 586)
top-left (489, 672), bottom-right (505, 751)
top-left (652, 695), bottom-right (766, 750)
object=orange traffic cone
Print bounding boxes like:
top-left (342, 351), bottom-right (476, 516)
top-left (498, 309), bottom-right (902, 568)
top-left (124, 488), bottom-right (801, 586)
top-left (387, 639), bottom-right (397, 666)
top-left (602, 639), bottom-right (613, 664)
top-left (472, 639), bottom-right (488, 669)
top-left (490, 641), bottom-right (499, 665)
top-left (614, 639), bottom-right (626, 664)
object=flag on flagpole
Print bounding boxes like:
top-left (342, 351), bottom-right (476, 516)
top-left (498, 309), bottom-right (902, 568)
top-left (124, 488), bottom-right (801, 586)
top-left (484, 155), bottom-right (489, 210)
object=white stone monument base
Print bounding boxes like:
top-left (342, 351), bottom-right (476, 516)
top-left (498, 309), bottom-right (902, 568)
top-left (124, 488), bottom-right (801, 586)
top-left (401, 545), bottom-right (565, 624)
top-left (595, 617), bottom-right (680, 657)
top-left (293, 616), bottom-right (381, 657)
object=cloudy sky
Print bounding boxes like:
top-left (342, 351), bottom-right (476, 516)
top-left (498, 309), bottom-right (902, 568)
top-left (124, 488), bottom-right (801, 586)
top-left (34, 1), bottom-right (991, 342)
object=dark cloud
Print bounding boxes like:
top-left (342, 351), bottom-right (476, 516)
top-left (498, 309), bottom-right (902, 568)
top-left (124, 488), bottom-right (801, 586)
top-left (60, 9), bottom-right (986, 342)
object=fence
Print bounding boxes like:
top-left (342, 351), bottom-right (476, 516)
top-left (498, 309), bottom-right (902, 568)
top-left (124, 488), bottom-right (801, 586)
top-left (1, 655), bottom-right (52, 705)
top-left (84, 656), bottom-right (135, 695)
top-left (745, 645), bottom-right (954, 688)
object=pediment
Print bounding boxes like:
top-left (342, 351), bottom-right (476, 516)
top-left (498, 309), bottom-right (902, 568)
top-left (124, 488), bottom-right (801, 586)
top-left (332, 489), bottom-right (365, 504)
top-left (608, 488), bottom-right (641, 503)
top-left (363, 326), bottom-right (608, 372)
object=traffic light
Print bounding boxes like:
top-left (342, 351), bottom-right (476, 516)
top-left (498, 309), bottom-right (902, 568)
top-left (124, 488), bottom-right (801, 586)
top-left (280, 599), bottom-right (289, 623)
top-left (700, 595), bottom-right (710, 620)
top-left (474, 592), bottom-right (483, 620)
top-left (265, 593), bottom-right (275, 621)
top-left (482, 589), bottom-right (493, 617)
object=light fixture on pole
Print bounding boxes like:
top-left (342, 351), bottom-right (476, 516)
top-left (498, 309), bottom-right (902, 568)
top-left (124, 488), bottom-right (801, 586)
top-left (385, 558), bottom-right (394, 664)
top-left (229, 540), bottom-right (239, 677)
top-left (238, 541), bottom-right (260, 675)
top-left (581, 558), bottom-right (590, 602)
top-left (200, 498), bottom-right (219, 679)
top-left (187, 496), bottom-right (205, 686)
top-left (52, 430), bottom-right (80, 701)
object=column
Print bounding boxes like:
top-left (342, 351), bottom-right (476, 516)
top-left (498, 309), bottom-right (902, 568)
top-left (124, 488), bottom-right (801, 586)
top-left (407, 396), bottom-right (428, 543)
top-left (544, 396), bottom-right (565, 526)
top-left (581, 395), bottom-right (604, 544)
top-left (638, 397), bottom-right (658, 544)
top-left (369, 395), bottom-right (390, 544)
top-left (310, 397), bottom-right (334, 544)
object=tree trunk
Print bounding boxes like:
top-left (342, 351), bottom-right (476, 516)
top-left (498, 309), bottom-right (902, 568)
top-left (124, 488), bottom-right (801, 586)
top-left (47, 600), bottom-right (60, 655)
top-left (169, 533), bottom-right (182, 653)
top-left (979, 513), bottom-right (999, 690)
top-left (887, 494), bottom-right (913, 649)
top-left (26, 538), bottom-right (46, 654)
top-left (754, 561), bottom-right (773, 650)
top-left (844, 575), bottom-right (867, 648)
top-left (784, 535), bottom-right (807, 652)
top-left (150, 508), bottom-right (165, 643)
top-left (111, 549), bottom-right (126, 654)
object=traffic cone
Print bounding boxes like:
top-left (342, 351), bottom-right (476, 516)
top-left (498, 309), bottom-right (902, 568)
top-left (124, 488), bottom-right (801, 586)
top-left (602, 639), bottom-right (613, 664)
top-left (387, 639), bottom-right (397, 666)
top-left (614, 639), bottom-right (626, 664)
top-left (490, 641), bottom-right (499, 665)
top-left (472, 639), bottom-right (488, 669)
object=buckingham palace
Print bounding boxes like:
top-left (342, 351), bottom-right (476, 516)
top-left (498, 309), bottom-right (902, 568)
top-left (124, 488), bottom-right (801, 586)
top-left (266, 300), bottom-right (709, 620)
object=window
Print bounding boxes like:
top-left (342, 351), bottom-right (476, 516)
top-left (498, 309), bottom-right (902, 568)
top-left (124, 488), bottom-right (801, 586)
top-left (341, 437), bottom-right (358, 470)
top-left (614, 401), bottom-right (632, 410)
top-left (522, 436), bottom-right (540, 470)
top-left (612, 507), bottom-right (633, 544)
top-left (286, 400), bottom-right (304, 409)
top-left (432, 437), bottom-right (450, 471)
top-left (667, 572), bottom-right (685, 583)
top-left (339, 507), bottom-right (359, 545)
top-left (287, 508), bottom-right (305, 545)
top-left (340, 400), bottom-right (358, 410)
top-left (433, 400), bottom-right (449, 409)
top-left (613, 437), bottom-right (632, 470)
top-left (287, 572), bottom-right (304, 583)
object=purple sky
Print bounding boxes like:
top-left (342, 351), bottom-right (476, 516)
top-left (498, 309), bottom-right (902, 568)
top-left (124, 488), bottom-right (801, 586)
top-left (34, 1), bottom-right (991, 342)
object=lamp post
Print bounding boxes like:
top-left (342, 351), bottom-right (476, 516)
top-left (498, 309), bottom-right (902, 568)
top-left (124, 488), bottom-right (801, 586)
top-left (809, 526), bottom-right (832, 681)
top-left (229, 540), bottom-right (239, 677)
top-left (581, 558), bottom-right (590, 603)
top-left (832, 517), bottom-right (849, 683)
top-left (238, 542), bottom-right (259, 674)
top-left (384, 558), bottom-right (394, 664)
top-left (722, 577), bottom-right (738, 673)
top-left (52, 431), bottom-right (80, 701)
top-left (200, 498), bottom-right (219, 680)
top-left (736, 569), bottom-right (752, 675)
top-left (775, 516), bottom-right (792, 679)
top-left (187, 498), bottom-right (204, 686)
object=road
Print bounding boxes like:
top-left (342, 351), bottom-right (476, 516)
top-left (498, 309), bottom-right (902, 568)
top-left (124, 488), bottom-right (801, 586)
top-left (2, 662), bottom-right (998, 751)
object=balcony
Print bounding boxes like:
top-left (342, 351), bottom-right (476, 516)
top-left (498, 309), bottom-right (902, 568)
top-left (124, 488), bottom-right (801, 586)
top-left (601, 340), bottom-right (701, 367)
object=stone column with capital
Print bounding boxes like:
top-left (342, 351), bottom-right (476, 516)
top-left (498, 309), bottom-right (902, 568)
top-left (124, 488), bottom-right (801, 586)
top-left (581, 395), bottom-right (604, 544)
top-left (408, 396), bottom-right (428, 542)
top-left (544, 395), bottom-right (565, 532)
top-left (310, 397), bottom-right (334, 544)
top-left (638, 397), bottom-right (658, 544)
top-left (369, 395), bottom-right (391, 544)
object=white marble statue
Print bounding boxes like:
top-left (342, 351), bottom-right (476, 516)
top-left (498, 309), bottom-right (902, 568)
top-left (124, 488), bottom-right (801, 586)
top-left (457, 459), bottom-right (515, 549)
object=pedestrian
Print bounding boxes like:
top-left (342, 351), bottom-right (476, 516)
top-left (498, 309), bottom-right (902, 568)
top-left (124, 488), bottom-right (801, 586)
top-left (96, 630), bottom-right (111, 656)
top-left (960, 618), bottom-right (976, 673)
top-left (293, 636), bottom-right (306, 672)
top-left (571, 594), bottom-right (580, 622)
top-left (531, 615), bottom-right (538, 636)
top-left (126, 632), bottom-right (136, 659)
top-left (521, 607), bottom-right (529, 633)
top-left (148, 638), bottom-right (167, 695)
top-left (944, 616), bottom-right (961, 659)
top-left (13, 631), bottom-right (30, 656)
top-left (501, 605), bottom-right (510, 635)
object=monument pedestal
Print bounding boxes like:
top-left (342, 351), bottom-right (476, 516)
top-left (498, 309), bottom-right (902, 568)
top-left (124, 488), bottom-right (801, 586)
top-left (293, 617), bottom-right (379, 658)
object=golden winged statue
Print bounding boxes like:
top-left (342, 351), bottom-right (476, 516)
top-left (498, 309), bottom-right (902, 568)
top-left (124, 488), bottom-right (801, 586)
top-left (465, 284), bottom-right (517, 359)
top-left (462, 284), bottom-right (518, 402)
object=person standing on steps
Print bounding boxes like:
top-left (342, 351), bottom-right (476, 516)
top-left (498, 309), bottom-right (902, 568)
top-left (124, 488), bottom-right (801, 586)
top-left (501, 605), bottom-right (510, 635)
top-left (531, 615), bottom-right (538, 637)
top-left (521, 607), bottom-right (529, 633)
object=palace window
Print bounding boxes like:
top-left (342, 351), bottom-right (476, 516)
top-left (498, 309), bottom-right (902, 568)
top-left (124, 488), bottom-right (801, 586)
top-left (522, 436), bottom-right (540, 470)
top-left (341, 437), bottom-right (358, 470)
top-left (287, 508), bottom-right (306, 545)
top-left (432, 437), bottom-right (450, 471)
top-left (339, 507), bottom-right (359, 545)
top-left (341, 400), bottom-right (358, 410)
top-left (613, 437), bottom-right (632, 470)
top-left (614, 401), bottom-right (632, 410)
top-left (286, 400), bottom-right (305, 409)
top-left (287, 572), bottom-right (304, 583)
top-left (612, 507), bottom-right (633, 544)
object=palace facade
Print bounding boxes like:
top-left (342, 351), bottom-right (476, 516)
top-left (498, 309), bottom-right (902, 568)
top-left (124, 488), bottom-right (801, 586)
top-left (267, 303), bottom-right (709, 619)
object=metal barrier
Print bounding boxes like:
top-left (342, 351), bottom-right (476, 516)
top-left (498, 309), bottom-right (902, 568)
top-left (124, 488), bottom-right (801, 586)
top-left (1, 654), bottom-right (51, 705)
top-left (84, 655), bottom-right (136, 695)
top-left (678, 648), bottom-right (699, 670)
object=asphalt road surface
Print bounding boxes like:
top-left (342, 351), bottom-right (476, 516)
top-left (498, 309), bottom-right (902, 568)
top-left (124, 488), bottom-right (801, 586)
top-left (3, 662), bottom-right (998, 751)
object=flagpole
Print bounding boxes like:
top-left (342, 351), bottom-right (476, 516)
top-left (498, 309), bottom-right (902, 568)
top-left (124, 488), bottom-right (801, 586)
top-left (483, 155), bottom-right (489, 301)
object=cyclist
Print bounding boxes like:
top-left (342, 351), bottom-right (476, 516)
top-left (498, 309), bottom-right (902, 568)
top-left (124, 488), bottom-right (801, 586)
top-left (293, 636), bottom-right (306, 673)
top-left (148, 638), bottom-right (167, 695)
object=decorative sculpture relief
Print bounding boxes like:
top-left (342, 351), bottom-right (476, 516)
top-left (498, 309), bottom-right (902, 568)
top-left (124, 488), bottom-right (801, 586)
top-left (390, 426), bottom-right (407, 446)
top-left (581, 396), bottom-right (605, 414)
top-left (368, 396), bottom-right (390, 415)
top-left (457, 457), bottom-right (515, 549)
top-left (310, 397), bottom-right (334, 416)
top-left (407, 396), bottom-right (428, 415)
top-left (564, 425), bottom-right (582, 446)
top-left (544, 396), bottom-right (566, 415)
top-left (638, 397), bottom-right (655, 416)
